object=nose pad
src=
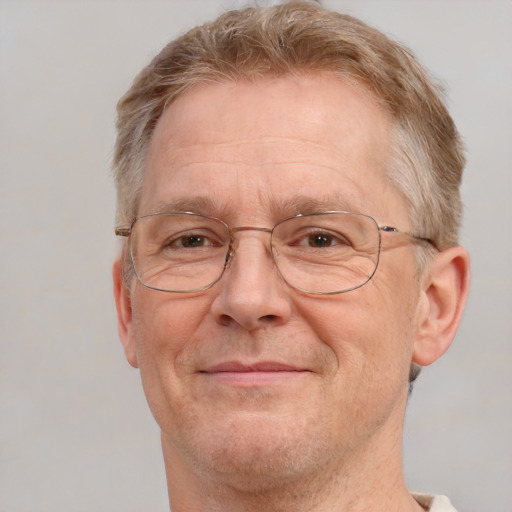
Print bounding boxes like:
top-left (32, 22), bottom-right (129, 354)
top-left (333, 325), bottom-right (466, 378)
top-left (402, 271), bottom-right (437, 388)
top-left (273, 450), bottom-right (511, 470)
top-left (223, 242), bottom-right (234, 271)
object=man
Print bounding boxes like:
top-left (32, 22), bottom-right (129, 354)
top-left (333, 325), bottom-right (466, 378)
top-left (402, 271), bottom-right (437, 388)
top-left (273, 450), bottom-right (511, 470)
top-left (112, 2), bottom-right (470, 511)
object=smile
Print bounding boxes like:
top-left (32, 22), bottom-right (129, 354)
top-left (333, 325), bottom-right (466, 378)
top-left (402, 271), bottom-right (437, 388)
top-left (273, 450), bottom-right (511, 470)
top-left (201, 361), bottom-right (310, 386)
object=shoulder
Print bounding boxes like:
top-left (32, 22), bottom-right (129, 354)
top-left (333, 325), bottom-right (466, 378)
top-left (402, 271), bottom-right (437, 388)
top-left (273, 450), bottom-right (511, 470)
top-left (412, 493), bottom-right (459, 512)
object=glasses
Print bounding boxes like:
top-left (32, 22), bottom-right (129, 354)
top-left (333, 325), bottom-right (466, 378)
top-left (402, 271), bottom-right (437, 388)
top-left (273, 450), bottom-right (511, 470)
top-left (115, 211), bottom-right (435, 295)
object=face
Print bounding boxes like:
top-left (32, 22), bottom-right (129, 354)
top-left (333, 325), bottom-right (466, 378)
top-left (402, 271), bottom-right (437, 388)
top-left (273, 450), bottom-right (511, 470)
top-left (116, 75), bottom-right (424, 488)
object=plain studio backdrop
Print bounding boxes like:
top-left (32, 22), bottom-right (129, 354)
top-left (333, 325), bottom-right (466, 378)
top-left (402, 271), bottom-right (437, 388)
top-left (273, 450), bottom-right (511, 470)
top-left (1, 1), bottom-right (511, 511)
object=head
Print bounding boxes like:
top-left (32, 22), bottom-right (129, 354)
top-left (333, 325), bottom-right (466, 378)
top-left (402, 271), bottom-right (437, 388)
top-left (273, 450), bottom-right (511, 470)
top-left (111, 1), bottom-right (469, 503)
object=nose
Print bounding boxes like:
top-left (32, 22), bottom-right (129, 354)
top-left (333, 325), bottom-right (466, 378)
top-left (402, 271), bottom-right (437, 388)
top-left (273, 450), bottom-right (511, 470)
top-left (210, 229), bottom-right (293, 331)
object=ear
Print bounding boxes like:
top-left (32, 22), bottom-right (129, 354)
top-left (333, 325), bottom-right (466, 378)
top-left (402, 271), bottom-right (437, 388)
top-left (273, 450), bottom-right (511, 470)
top-left (113, 258), bottom-right (139, 368)
top-left (412, 245), bottom-right (470, 366)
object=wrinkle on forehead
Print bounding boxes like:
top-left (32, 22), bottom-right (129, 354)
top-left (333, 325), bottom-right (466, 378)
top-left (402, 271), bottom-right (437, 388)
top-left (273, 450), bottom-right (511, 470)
top-left (147, 75), bottom-right (392, 167)
top-left (140, 75), bottom-right (406, 225)
top-left (148, 135), bottom-right (378, 171)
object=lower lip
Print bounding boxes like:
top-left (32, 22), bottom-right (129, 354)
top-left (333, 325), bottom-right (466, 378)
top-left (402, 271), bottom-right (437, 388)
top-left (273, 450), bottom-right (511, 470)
top-left (202, 370), bottom-right (308, 387)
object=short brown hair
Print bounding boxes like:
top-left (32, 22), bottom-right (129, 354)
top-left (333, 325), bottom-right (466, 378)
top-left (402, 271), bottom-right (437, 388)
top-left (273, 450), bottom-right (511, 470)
top-left (113, 0), bottom-right (465, 252)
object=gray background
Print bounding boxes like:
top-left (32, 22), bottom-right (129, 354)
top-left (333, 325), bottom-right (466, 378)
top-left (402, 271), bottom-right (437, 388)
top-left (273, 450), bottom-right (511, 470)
top-left (1, 1), bottom-right (510, 511)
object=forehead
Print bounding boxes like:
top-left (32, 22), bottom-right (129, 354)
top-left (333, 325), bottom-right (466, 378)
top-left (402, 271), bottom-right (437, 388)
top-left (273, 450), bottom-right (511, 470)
top-left (140, 74), bottom-right (406, 222)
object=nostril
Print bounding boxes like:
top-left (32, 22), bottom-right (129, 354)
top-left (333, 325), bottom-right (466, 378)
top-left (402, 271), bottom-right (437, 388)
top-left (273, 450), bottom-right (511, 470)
top-left (214, 312), bottom-right (282, 330)
top-left (217, 314), bottom-right (233, 327)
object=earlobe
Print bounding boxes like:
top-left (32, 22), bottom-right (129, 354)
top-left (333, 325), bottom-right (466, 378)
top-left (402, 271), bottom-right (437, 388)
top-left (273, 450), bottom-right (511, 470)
top-left (412, 246), bottom-right (470, 366)
top-left (113, 258), bottom-right (139, 368)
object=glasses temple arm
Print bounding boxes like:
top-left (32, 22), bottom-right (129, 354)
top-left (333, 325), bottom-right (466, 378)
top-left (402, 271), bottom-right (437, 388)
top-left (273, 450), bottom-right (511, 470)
top-left (115, 227), bottom-right (131, 237)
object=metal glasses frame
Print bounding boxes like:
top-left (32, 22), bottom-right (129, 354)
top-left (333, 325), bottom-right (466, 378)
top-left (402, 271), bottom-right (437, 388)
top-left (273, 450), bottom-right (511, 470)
top-left (115, 211), bottom-right (437, 295)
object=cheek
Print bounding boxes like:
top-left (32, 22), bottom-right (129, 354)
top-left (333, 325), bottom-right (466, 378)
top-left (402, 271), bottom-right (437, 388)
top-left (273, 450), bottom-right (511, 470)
top-left (292, 291), bottom-right (416, 440)
top-left (297, 281), bottom-right (419, 385)
top-left (130, 288), bottom-right (214, 385)
top-left (129, 289), bottom-right (216, 427)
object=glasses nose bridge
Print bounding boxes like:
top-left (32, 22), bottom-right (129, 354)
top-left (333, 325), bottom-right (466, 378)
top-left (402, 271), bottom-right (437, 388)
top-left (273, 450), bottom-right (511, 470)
top-left (225, 225), bottom-right (274, 268)
top-left (230, 225), bottom-right (273, 236)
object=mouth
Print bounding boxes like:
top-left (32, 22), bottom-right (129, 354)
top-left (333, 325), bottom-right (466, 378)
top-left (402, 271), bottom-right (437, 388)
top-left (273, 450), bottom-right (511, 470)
top-left (201, 361), bottom-right (310, 386)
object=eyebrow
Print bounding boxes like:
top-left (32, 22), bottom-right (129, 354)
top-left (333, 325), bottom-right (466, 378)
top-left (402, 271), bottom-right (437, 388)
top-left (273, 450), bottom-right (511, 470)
top-left (267, 194), bottom-right (359, 218)
top-left (146, 194), bottom-right (360, 221)
top-left (151, 196), bottom-right (224, 216)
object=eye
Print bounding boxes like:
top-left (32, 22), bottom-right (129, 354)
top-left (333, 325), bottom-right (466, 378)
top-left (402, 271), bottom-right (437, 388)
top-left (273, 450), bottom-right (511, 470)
top-left (294, 230), bottom-right (351, 248)
top-left (307, 233), bottom-right (338, 248)
top-left (168, 233), bottom-right (218, 248)
top-left (173, 235), bottom-right (210, 248)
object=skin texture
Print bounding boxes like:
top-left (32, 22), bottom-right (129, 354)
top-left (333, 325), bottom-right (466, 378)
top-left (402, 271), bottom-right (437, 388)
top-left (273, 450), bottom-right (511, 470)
top-left (113, 75), bottom-right (470, 512)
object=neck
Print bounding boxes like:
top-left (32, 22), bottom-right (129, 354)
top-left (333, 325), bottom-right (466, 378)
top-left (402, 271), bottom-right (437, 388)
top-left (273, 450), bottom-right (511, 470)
top-left (162, 404), bottom-right (423, 512)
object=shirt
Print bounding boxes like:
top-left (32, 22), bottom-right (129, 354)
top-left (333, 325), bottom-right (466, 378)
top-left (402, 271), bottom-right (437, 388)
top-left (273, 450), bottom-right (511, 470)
top-left (413, 493), bottom-right (458, 511)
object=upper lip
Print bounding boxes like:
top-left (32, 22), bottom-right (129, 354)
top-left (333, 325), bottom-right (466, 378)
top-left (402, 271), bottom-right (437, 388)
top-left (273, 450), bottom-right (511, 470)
top-left (202, 361), bottom-right (307, 373)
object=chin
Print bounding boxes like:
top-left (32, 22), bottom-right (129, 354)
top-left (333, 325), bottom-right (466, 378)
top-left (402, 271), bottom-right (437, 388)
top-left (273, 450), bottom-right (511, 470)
top-left (175, 413), bottom-right (337, 491)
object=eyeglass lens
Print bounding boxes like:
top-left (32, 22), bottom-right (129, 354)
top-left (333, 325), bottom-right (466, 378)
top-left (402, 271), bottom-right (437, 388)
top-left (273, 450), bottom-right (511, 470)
top-left (129, 212), bottom-right (380, 294)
